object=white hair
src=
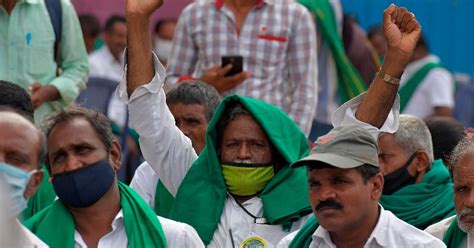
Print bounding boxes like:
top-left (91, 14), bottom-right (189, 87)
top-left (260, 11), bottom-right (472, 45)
top-left (394, 115), bottom-right (434, 163)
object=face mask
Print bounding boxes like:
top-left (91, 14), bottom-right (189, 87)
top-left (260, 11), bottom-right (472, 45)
top-left (382, 153), bottom-right (418, 195)
top-left (154, 37), bottom-right (173, 63)
top-left (52, 160), bottom-right (115, 208)
top-left (221, 162), bottom-right (274, 197)
top-left (0, 162), bottom-right (37, 217)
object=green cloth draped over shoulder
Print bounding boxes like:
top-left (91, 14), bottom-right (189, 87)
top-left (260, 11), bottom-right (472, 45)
top-left (154, 180), bottom-right (174, 217)
top-left (380, 159), bottom-right (455, 229)
top-left (168, 94), bottom-right (312, 244)
top-left (21, 164), bottom-right (56, 221)
top-left (443, 217), bottom-right (466, 247)
top-left (399, 62), bottom-right (445, 112)
top-left (24, 182), bottom-right (167, 248)
top-left (299, 0), bottom-right (367, 102)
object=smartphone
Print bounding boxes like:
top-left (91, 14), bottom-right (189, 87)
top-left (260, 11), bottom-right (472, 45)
top-left (222, 55), bottom-right (243, 77)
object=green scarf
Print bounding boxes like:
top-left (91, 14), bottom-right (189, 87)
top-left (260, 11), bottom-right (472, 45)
top-left (21, 164), bottom-right (56, 221)
top-left (443, 217), bottom-right (466, 247)
top-left (24, 182), bottom-right (167, 248)
top-left (380, 159), bottom-right (455, 229)
top-left (399, 62), bottom-right (444, 112)
top-left (154, 180), bottom-right (174, 217)
top-left (168, 94), bottom-right (312, 244)
top-left (289, 215), bottom-right (319, 248)
top-left (299, 0), bottom-right (367, 103)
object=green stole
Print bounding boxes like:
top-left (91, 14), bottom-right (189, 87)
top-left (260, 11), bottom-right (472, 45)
top-left (299, 0), bottom-right (367, 102)
top-left (379, 159), bottom-right (456, 229)
top-left (21, 164), bottom-right (56, 221)
top-left (399, 62), bottom-right (444, 112)
top-left (443, 217), bottom-right (467, 247)
top-left (154, 180), bottom-right (174, 217)
top-left (168, 95), bottom-right (312, 244)
top-left (24, 182), bottom-right (167, 248)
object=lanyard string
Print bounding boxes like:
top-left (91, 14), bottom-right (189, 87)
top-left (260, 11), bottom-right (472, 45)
top-left (231, 195), bottom-right (269, 224)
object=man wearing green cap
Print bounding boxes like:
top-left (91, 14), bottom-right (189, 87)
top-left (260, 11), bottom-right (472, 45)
top-left (278, 125), bottom-right (445, 247)
top-left (378, 114), bottom-right (455, 229)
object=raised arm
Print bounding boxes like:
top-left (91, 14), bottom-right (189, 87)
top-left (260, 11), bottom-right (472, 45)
top-left (355, 4), bottom-right (421, 128)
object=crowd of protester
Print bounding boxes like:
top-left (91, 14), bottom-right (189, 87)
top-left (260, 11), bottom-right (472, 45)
top-left (1, 0), bottom-right (474, 247)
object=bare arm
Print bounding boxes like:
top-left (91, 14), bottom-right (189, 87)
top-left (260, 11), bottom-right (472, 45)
top-left (126, 0), bottom-right (163, 96)
top-left (355, 4), bottom-right (421, 128)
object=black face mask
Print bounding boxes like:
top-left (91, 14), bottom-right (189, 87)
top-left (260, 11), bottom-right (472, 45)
top-left (382, 153), bottom-right (418, 195)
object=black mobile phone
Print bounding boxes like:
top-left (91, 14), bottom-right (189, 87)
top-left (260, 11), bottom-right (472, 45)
top-left (222, 55), bottom-right (243, 77)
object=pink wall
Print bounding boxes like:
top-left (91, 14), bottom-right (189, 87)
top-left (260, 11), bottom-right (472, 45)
top-left (71, 0), bottom-right (192, 26)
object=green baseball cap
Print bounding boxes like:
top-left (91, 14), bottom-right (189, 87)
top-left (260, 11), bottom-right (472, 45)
top-left (291, 125), bottom-right (379, 168)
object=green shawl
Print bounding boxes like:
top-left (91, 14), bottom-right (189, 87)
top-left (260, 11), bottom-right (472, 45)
top-left (24, 182), bottom-right (167, 248)
top-left (380, 159), bottom-right (455, 229)
top-left (21, 164), bottom-right (56, 221)
top-left (154, 180), bottom-right (174, 217)
top-left (289, 215), bottom-right (319, 248)
top-left (168, 94), bottom-right (312, 244)
top-left (299, 0), bottom-right (367, 103)
top-left (443, 217), bottom-right (466, 247)
top-left (399, 62), bottom-right (445, 112)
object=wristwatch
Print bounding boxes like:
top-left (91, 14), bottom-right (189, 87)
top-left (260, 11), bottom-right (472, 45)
top-left (378, 70), bottom-right (401, 85)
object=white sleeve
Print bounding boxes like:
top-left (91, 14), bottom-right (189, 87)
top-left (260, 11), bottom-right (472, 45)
top-left (331, 92), bottom-right (400, 141)
top-left (129, 162), bottom-right (159, 208)
top-left (118, 53), bottom-right (198, 196)
top-left (424, 68), bottom-right (455, 108)
top-left (276, 230), bottom-right (299, 248)
top-left (158, 217), bottom-right (205, 247)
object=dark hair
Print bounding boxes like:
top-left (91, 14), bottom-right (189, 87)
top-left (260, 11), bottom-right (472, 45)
top-left (0, 80), bottom-right (34, 120)
top-left (166, 80), bottom-right (221, 121)
top-left (104, 15), bottom-right (126, 33)
top-left (216, 102), bottom-right (252, 143)
top-left (154, 18), bottom-right (177, 34)
top-left (0, 106), bottom-right (46, 168)
top-left (416, 34), bottom-right (429, 50)
top-left (425, 117), bottom-right (465, 165)
top-left (43, 106), bottom-right (116, 162)
top-left (307, 162), bottom-right (380, 184)
top-left (79, 14), bottom-right (101, 37)
top-left (367, 25), bottom-right (383, 39)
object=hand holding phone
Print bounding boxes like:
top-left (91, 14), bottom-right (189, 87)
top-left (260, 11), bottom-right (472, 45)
top-left (222, 55), bottom-right (243, 77)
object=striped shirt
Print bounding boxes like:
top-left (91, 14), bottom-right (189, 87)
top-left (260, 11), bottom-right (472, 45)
top-left (165, 0), bottom-right (318, 135)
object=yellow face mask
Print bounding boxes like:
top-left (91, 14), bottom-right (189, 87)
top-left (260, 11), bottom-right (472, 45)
top-left (221, 163), bottom-right (274, 196)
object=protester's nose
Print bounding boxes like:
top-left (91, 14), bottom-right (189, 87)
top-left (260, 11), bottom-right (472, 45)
top-left (464, 189), bottom-right (474, 208)
top-left (317, 185), bottom-right (336, 201)
top-left (64, 156), bottom-right (84, 172)
top-left (237, 144), bottom-right (251, 160)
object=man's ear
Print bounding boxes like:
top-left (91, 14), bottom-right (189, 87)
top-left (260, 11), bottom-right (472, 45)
top-left (414, 150), bottom-right (430, 173)
top-left (370, 173), bottom-right (384, 200)
top-left (24, 170), bottom-right (44, 199)
top-left (109, 140), bottom-right (122, 172)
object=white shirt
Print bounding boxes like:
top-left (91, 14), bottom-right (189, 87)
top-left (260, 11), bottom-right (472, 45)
top-left (277, 207), bottom-right (446, 248)
top-left (399, 54), bottom-right (454, 119)
top-left (120, 55), bottom-right (307, 247)
top-left (426, 215), bottom-right (474, 248)
top-left (88, 46), bottom-right (127, 128)
top-left (130, 162), bottom-right (159, 208)
top-left (18, 222), bottom-right (49, 248)
top-left (73, 210), bottom-right (203, 248)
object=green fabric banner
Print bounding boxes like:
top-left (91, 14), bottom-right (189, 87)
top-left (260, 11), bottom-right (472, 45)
top-left (24, 182), bottom-right (167, 248)
top-left (21, 164), bottom-right (56, 221)
top-left (168, 94), bottom-right (312, 244)
top-left (299, 0), bottom-right (367, 102)
top-left (399, 62), bottom-right (444, 112)
top-left (380, 159), bottom-right (455, 229)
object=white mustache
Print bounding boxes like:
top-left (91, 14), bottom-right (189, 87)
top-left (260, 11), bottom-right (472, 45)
top-left (460, 208), bottom-right (474, 219)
